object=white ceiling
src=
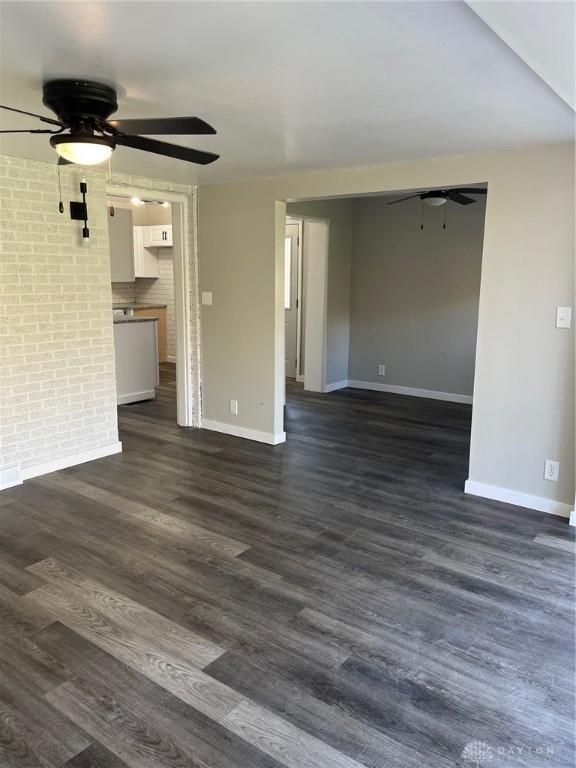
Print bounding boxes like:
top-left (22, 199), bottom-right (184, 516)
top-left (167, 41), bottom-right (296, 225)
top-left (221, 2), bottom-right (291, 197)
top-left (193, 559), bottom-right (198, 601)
top-left (0, 1), bottom-right (573, 184)
top-left (467, 1), bottom-right (575, 110)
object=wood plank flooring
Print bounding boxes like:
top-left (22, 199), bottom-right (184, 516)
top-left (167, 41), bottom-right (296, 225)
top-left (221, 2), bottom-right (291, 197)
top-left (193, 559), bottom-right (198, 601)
top-left (0, 366), bottom-right (574, 767)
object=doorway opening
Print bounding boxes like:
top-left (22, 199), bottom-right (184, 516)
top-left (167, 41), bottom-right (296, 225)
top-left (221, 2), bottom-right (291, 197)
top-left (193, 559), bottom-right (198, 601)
top-left (284, 216), bottom-right (330, 395)
top-left (106, 184), bottom-right (195, 427)
top-left (282, 185), bottom-right (488, 488)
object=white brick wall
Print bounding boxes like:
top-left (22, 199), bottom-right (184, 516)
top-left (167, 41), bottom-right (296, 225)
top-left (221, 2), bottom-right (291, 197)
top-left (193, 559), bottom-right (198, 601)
top-left (0, 155), bottom-right (200, 485)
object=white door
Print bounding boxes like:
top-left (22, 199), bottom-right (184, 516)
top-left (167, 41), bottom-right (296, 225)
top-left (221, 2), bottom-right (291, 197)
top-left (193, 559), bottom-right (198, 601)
top-left (284, 223), bottom-right (299, 378)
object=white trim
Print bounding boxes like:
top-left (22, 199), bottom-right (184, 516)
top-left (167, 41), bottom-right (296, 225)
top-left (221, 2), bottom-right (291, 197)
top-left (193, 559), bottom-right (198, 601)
top-left (107, 183), bottom-right (196, 428)
top-left (201, 420), bottom-right (286, 445)
top-left (323, 380), bottom-right (349, 393)
top-left (347, 380), bottom-right (473, 404)
top-left (172, 199), bottom-right (194, 427)
top-left (295, 219), bottom-right (304, 381)
top-left (302, 219), bottom-right (330, 393)
top-left (569, 510), bottom-right (576, 527)
top-left (465, 479), bottom-right (572, 519)
top-left (1, 442), bottom-right (123, 491)
top-left (0, 467), bottom-right (22, 490)
top-left (117, 390), bottom-right (156, 405)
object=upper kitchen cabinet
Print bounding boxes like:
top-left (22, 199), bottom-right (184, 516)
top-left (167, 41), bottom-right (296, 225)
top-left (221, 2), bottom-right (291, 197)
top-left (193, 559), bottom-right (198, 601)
top-left (108, 208), bottom-right (135, 282)
top-left (133, 226), bottom-right (160, 278)
top-left (143, 224), bottom-right (173, 247)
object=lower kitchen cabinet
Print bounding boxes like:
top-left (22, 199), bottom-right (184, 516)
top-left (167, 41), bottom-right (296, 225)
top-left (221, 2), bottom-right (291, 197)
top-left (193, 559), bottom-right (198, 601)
top-left (113, 319), bottom-right (159, 404)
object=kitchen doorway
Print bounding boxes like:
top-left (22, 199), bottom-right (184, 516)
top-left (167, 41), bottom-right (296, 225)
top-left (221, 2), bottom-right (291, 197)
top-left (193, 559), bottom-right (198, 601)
top-left (106, 183), bottom-right (197, 427)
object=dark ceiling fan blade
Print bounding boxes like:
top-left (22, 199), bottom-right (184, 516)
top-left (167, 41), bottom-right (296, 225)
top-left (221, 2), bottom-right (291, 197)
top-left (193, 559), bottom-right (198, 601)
top-left (0, 128), bottom-right (61, 134)
top-left (447, 191), bottom-right (475, 205)
top-left (115, 134), bottom-right (219, 165)
top-left (450, 188), bottom-right (487, 196)
top-left (107, 116), bottom-right (216, 135)
top-left (0, 104), bottom-right (65, 127)
top-left (387, 194), bottom-right (422, 206)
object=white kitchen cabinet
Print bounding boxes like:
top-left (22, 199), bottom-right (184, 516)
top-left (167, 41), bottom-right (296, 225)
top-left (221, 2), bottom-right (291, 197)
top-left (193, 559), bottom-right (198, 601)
top-left (113, 319), bottom-right (159, 404)
top-left (143, 224), bottom-right (172, 247)
top-left (133, 226), bottom-right (159, 278)
top-left (108, 208), bottom-right (135, 282)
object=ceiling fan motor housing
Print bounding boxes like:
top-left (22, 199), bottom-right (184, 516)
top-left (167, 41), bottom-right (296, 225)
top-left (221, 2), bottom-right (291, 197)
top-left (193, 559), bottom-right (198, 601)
top-left (42, 79), bottom-right (118, 128)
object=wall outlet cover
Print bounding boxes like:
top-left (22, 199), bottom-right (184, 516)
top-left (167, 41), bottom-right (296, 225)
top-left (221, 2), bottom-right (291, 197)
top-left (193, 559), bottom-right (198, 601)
top-left (377, 364), bottom-right (386, 376)
top-left (544, 459), bottom-right (559, 482)
top-left (230, 399), bottom-right (238, 415)
top-left (201, 291), bottom-right (213, 306)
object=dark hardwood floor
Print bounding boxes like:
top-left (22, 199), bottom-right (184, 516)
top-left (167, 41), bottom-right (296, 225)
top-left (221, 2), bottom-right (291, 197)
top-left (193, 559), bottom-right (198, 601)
top-left (1, 366), bottom-right (574, 767)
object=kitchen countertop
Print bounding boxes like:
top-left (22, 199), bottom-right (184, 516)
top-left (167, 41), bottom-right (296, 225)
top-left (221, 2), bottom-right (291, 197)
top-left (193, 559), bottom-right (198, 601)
top-left (113, 316), bottom-right (159, 324)
top-left (113, 303), bottom-right (167, 310)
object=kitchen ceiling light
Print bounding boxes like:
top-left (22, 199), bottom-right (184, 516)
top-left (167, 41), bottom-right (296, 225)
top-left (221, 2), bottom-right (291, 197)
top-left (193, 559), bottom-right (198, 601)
top-left (131, 197), bottom-right (144, 206)
top-left (161, 201), bottom-right (170, 207)
top-left (50, 134), bottom-right (114, 166)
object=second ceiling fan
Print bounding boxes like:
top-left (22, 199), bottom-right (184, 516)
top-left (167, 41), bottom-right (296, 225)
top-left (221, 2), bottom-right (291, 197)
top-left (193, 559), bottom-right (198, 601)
top-left (0, 79), bottom-right (219, 166)
top-left (388, 188), bottom-right (487, 207)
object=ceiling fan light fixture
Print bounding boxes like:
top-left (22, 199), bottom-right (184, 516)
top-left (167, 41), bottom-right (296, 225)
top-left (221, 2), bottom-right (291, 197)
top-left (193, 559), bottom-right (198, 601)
top-left (423, 195), bottom-right (448, 207)
top-left (50, 134), bottom-right (115, 165)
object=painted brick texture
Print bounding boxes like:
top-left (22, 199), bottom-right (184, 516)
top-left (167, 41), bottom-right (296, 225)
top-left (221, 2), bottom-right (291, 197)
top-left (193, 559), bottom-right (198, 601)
top-left (0, 155), bottom-right (199, 481)
top-left (0, 156), bottom-right (119, 474)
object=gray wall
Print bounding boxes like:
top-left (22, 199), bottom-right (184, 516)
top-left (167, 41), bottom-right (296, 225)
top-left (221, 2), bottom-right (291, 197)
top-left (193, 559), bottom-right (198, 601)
top-left (348, 195), bottom-right (486, 395)
top-left (286, 199), bottom-right (354, 385)
top-left (199, 144), bottom-right (574, 510)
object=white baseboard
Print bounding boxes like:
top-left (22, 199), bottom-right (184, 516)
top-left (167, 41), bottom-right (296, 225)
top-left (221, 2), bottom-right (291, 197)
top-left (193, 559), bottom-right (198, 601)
top-left (0, 442), bottom-right (123, 491)
top-left (117, 390), bottom-right (156, 405)
top-left (570, 510), bottom-right (576, 527)
top-left (465, 479), bottom-right (572, 519)
top-left (347, 380), bottom-right (473, 404)
top-left (323, 380), bottom-right (349, 393)
top-left (0, 467), bottom-right (23, 491)
top-left (201, 420), bottom-right (286, 446)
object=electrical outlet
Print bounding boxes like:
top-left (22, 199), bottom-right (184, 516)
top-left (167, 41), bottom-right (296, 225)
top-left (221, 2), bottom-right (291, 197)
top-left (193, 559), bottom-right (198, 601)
top-left (544, 460), bottom-right (559, 482)
top-left (230, 399), bottom-right (238, 416)
top-left (377, 364), bottom-right (386, 377)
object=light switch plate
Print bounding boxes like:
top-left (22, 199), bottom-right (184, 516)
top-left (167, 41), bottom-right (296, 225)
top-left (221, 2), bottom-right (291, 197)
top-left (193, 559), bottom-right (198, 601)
top-left (201, 291), bottom-right (213, 306)
top-left (556, 306), bottom-right (572, 329)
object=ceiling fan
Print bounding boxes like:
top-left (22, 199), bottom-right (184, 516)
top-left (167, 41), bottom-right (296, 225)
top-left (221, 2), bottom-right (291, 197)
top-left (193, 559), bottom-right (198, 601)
top-left (388, 188), bottom-right (487, 207)
top-left (0, 79), bottom-right (219, 166)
